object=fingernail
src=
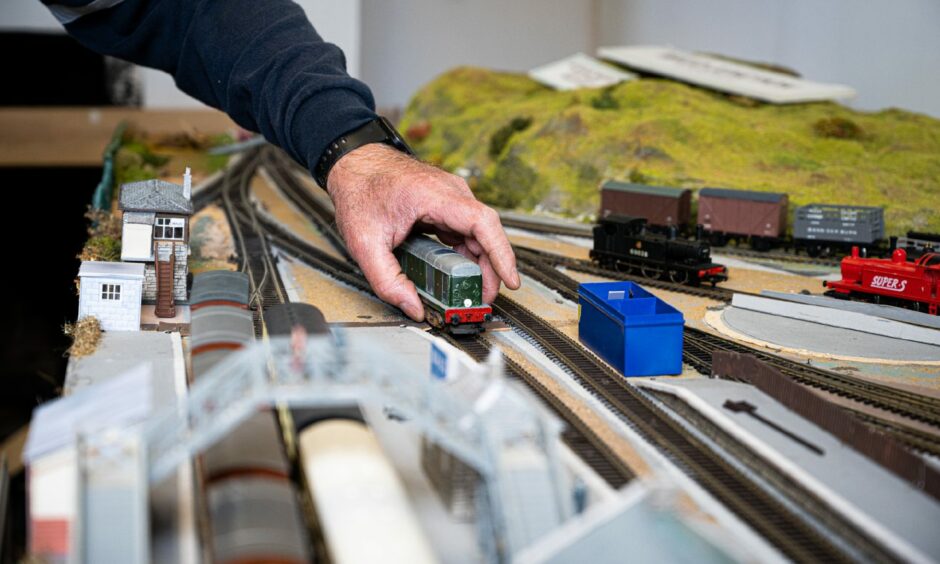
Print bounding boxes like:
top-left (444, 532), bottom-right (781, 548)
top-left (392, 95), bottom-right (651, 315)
top-left (511, 267), bottom-right (521, 288)
top-left (400, 300), bottom-right (423, 321)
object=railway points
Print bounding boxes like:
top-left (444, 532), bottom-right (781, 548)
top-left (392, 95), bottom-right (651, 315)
top-left (29, 143), bottom-right (940, 563)
top-left (252, 148), bottom-right (932, 560)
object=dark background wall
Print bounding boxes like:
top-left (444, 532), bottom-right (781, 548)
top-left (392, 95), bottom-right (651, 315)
top-left (0, 31), bottom-right (134, 561)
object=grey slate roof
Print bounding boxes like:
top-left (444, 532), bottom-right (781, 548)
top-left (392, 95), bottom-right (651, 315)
top-left (78, 261), bottom-right (145, 279)
top-left (699, 187), bottom-right (787, 203)
top-left (601, 180), bottom-right (689, 198)
top-left (119, 179), bottom-right (193, 214)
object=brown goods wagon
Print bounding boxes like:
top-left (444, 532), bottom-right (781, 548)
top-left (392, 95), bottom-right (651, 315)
top-left (599, 180), bottom-right (691, 228)
top-left (697, 187), bottom-right (788, 240)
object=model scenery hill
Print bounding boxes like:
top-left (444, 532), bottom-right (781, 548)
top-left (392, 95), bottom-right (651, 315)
top-left (399, 67), bottom-right (940, 235)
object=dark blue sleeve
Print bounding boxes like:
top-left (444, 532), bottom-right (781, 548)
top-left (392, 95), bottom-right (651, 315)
top-left (47, 0), bottom-right (377, 173)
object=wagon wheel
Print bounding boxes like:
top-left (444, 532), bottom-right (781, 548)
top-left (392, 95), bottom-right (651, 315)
top-left (640, 265), bottom-right (663, 280)
top-left (668, 269), bottom-right (690, 285)
top-left (751, 237), bottom-right (772, 252)
top-left (425, 308), bottom-right (443, 329)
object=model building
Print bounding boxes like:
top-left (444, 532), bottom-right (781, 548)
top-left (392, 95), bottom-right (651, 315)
top-left (118, 168), bottom-right (194, 318)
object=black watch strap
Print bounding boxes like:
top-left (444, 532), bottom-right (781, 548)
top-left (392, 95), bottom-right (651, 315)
top-left (314, 116), bottom-right (415, 188)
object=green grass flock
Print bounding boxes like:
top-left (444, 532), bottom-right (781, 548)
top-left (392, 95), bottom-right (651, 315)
top-left (400, 67), bottom-right (940, 235)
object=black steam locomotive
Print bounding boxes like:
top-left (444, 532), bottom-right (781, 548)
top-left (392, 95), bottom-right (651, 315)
top-left (590, 215), bottom-right (728, 286)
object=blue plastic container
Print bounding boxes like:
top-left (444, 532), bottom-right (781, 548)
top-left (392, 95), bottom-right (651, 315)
top-left (578, 281), bottom-right (684, 376)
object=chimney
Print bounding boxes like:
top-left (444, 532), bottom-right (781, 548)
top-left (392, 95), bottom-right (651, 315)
top-left (183, 167), bottom-right (192, 200)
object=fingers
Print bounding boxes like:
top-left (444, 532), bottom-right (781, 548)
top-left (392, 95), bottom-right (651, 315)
top-left (477, 253), bottom-right (500, 304)
top-left (442, 204), bottom-right (520, 290)
top-left (454, 241), bottom-right (501, 304)
top-left (434, 230), bottom-right (465, 248)
top-left (348, 232), bottom-right (424, 321)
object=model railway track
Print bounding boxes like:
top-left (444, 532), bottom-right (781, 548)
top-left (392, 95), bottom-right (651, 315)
top-left (514, 246), bottom-right (735, 302)
top-left (514, 251), bottom-right (940, 454)
top-left (499, 214), bottom-right (594, 238)
top-left (245, 179), bottom-right (639, 490)
top-left (262, 149), bottom-right (352, 261)
top-left (682, 328), bottom-right (940, 429)
top-left (219, 149), bottom-right (289, 335)
top-left (492, 296), bottom-right (855, 562)
top-left (439, 332), bottom-right (635, 490)
top-left (191, 173), bottom-right (225, 213)
top-left (501, 214), bottom-right (842, 268)
top-left (216, 153), bottom-right (341, 562)
top-left (246, 155), bottom-right (915, 558)
top-left (850, 412), bottom-right (940, 456)
top-left (258, 151), bottom-right (940, 434)
top-left (715, 245), bottom-right (841, 268)
top-left (252, 155), bottom-right (639, 489)
top-left (192, 154), bottom-right (257, 213)
top-left (650, 391), bottom-right (901, 563)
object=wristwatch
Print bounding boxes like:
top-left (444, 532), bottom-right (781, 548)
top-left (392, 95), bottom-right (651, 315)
top-left (313, 116), bottom-right (415, 188)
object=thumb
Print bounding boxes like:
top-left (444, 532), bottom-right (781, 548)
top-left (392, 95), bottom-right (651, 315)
top-left (353, 242), bottom-right (425, 321)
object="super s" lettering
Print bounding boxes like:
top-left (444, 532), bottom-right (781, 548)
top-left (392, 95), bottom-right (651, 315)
top-left (870, 275), bottom-right (908, 292)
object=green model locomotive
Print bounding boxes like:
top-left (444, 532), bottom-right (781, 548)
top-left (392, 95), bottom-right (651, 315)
top-left (395, 235), bottom-right (493, 333)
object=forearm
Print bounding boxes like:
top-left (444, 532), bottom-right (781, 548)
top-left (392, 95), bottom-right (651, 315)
top-left (48, 0), bottom-right (376, 169)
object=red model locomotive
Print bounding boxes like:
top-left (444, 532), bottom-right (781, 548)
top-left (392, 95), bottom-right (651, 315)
top-left (824, 246), bottom-right (940, 315)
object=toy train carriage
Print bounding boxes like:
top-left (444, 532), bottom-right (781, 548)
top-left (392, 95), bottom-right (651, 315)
top-left (591, 215), bottom-right (727, 286)
top-left (894, 231), bottom-right (940, 261)
top-left (191, 270), bottom-right (250, 310)
top-left (697, 188), bottom-right (788, 250)
top-left (396, 236), bottom-right (493, 333)
top-left (599, 180), bottom-right (692, 233)
top-left (824, 247), bottom-right (940, 315)
top-left (264, 303), bottom-right (330, 337)
top-left (793, 204), bottom-right (884, 257)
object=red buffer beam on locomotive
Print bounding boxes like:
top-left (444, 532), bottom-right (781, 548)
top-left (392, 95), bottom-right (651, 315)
top-left (824, 246), bottom-right (940, 315)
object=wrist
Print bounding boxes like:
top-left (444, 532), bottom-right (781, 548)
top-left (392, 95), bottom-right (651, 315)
top-left (315, 116), bottom-right (413, 189)
top-left (326, 143), bottom-right (408, 197)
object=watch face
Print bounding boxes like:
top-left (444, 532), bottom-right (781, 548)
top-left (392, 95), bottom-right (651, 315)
top-left (378, 117), bottom-right (415, 156)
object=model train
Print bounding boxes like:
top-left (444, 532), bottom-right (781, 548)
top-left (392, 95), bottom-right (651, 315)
top-left (599, 180), bottom-right (891, 257)
top-left (590, 215), bottom-right (728, 286)
top-left (190, 271), bottom-right (254, 375)
top-left (824, 247), bottom-right (940, 315)
top-left (265, 302), bottom-right (330, 337)
top-left (189, 271), bottom-right (313, 564)
top-left (396, 235), bottom-right (493, 333)
top-left (894, 232), bottom-right (940, 261)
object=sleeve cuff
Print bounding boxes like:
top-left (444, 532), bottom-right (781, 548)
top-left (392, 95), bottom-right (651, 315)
top-left (288, 87), bottom-right (378, 181)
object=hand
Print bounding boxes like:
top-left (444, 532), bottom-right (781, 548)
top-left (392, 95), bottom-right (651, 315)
top-left (326, 143), bottom-right (521, 321)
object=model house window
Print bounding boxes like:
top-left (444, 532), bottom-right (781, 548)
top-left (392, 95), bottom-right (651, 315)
top-left (154, 218), bottom-right (185, 240)
top-left (101, 284), bottom-right (121, 300)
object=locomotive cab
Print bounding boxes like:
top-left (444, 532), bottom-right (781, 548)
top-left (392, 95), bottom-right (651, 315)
top-left (915, 253), bottom-right (940, 268)
top-left (599, 215), bottom-right (648, 237)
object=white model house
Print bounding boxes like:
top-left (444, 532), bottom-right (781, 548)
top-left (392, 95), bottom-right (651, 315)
top-left (77, 261), bottom-right (145, 331)
top-left (119, 168), bottom-right (194, 318)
